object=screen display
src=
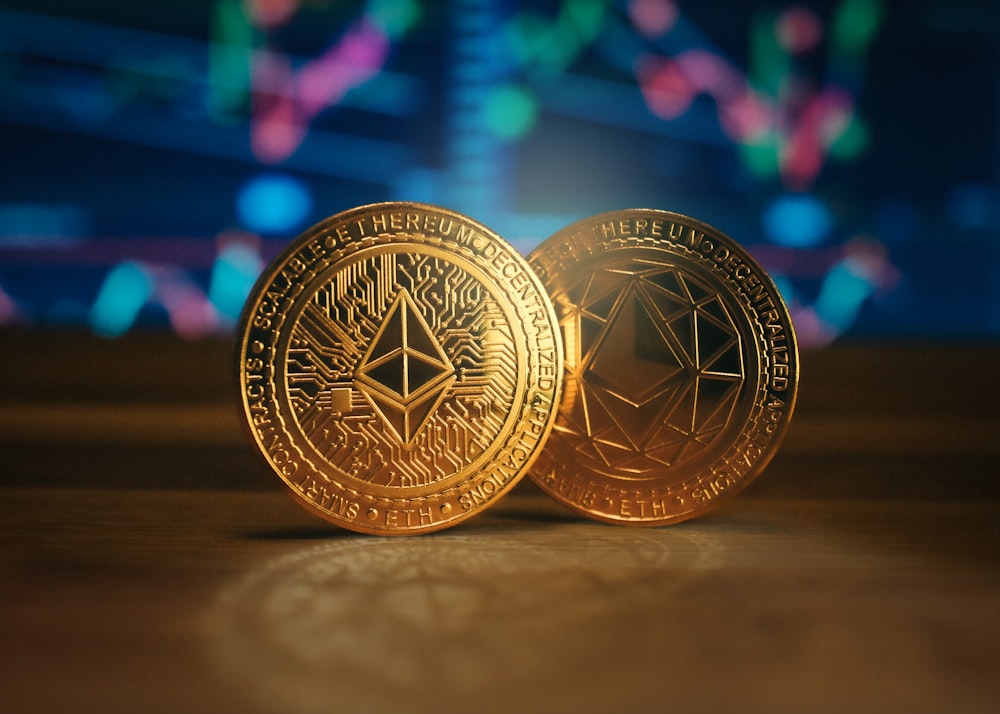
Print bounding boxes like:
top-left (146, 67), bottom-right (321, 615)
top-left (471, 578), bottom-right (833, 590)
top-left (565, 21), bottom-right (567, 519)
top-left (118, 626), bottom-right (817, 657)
top-left (0, 0), bottom-right (996, 346)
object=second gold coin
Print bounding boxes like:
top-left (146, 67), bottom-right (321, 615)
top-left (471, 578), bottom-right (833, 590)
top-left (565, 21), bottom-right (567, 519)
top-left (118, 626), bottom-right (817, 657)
top-left (528, 209), bottom-right (798, 525)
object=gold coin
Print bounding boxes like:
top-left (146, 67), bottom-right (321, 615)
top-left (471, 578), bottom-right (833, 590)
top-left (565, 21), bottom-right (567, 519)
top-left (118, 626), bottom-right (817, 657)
top-left (236, 202), bottom-right (562, 535)
top-left (527, 209), bottom-right (798, 525)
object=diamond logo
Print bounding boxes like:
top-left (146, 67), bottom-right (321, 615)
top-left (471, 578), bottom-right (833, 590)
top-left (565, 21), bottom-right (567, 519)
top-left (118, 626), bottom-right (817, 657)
top-left (565, 268), bottom-right (744, 471)
top-left (355, 289), bottom-right (455, 444)
top-left (586, 284), bottom-right (683, 405)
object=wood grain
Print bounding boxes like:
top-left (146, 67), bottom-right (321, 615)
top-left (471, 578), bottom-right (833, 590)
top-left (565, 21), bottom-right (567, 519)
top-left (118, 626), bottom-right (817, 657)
top-left (1, 334), bottom-right (998, 713)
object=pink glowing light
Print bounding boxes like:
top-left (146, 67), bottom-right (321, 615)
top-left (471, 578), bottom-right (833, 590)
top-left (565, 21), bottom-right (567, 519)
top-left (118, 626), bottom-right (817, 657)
top-left (776, 6), bottom-right (823, 54)
top-left (153, 268), bottom-right (221, 340)
top-left (843, 235), bottom-right (900, 291)
top-left (639, 54), bottom-right (862, 188)
top-left (781, 96), bottom-right (825, 189)
top-left (780, 87), bottom-right (855, 188)
top-left (629, 0), bottom-right (679, 38)
top-left (217, 228), bottom-right (262, 254)
top-left (245, 0), bottom-right (300, 30)
top-left (251, 19), bottom-right (390, 164)
top-left (298, 21), bottom-right (389, 115)
top-left (640, 49), bottom-right (773, 142)
top-left (789, 305), bottom-right (839, 348)
top-left (676, 50), bottom-right (741, 98)
top-left (719, 88), bottom-right (772, 142)
top-left (818, 86), bottom-right (855, 145)
top-left (0, 282), bottom-right (25, 326)
top-left (634, 5), bottom-right (876, 191)
top-left (251, 50), bottom-right (300, 163)
top-left (638, 49), bottom-right (748, 121)
top-left (637, 56), bottom-right (693, 119)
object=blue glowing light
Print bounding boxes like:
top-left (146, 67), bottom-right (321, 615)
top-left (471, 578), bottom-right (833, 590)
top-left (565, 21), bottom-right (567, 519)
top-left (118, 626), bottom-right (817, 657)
top-left (763, 193), bottom-right (833, 248)
top-left (947, 183), bottom-right (994, 229)
top-left (89, 261), bottom-right (153, 337)
top-left (237, 173), bottom-right (312, 235)
top-left (771, 272), bottom-right (797, 306)
top-left (208, 241), bottom-right (262, 323)
top-left (814, 261), bottom-right (872, 331)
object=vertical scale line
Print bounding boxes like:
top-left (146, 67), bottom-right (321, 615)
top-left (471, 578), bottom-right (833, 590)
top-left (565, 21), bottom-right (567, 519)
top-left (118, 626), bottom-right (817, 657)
top-left (446, 0), bottom-right (511, 231)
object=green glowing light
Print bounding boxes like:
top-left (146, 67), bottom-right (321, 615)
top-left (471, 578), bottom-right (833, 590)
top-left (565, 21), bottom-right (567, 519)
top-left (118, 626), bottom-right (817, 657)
top-left (832, 0), bottom-right (885, 55)
top-left (565, 0), bottom-right (605, 41)
top-left (369, 0), bottom-right (421, 39)
top-left (504, 15), bottom-right (539, 65)
top-left (749, 11), bottom-right (791, 99)
top-left (740, 133), bottom-right (781, 178)
top-left (541, 23), bottom-right (575, 70)
top-left (504, 0), bottom-right (604, 76)
top-left (829, 115), bottom-right (869, 159)
top-left (208, 0), bottom-right (255, 121)
top-left (508, 15), bottom-right (570, 72)
top-left (483, 84), bottom-right (538, 140)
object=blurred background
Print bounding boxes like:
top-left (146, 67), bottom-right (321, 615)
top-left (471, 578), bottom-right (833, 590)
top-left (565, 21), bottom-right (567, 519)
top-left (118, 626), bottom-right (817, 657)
top-left (0, 0), bottom-right (996, 347)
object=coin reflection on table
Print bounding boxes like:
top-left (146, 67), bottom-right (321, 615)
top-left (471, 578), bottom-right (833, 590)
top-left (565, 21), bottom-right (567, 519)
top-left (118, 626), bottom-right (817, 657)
top-left (206, 523), bottom-right (723, 713)
top-left (528, 209), bottom-right (798, 525)
top-left (235, 202), bottom-right (562, 534)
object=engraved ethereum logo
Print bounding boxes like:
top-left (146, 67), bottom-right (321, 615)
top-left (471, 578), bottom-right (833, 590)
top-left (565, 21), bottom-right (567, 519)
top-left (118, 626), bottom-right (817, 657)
top-left (355, 289), bottom-right (455, 444)
top-left (563, 268), bottom-right (743, 472)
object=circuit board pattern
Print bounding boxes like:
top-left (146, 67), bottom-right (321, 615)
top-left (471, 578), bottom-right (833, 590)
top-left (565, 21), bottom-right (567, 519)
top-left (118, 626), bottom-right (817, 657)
top-left (553, 260), bottom-right (744, 477)
top-left (283, 250), bottom-right (516, 489)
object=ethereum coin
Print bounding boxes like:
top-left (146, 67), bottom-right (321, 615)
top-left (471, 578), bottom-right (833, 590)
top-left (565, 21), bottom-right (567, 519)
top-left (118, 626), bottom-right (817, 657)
top-left (528, 209), bottom-right (798, 525)
top-left (236, 203), bottom-right (562, 534)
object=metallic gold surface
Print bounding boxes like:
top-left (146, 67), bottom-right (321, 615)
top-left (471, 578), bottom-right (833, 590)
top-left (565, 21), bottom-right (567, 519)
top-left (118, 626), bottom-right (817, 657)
top-left (236, 202), bottom-right (562, 534)
top-left (528, 209), bottom-right (798, 525)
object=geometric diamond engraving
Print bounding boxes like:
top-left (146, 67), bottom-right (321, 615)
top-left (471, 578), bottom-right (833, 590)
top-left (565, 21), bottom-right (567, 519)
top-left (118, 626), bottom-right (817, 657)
top-left (355, 289), bottom-right (456, 444)
top-left (525, 209), bottom-right (798, 527)
top-left (563, 267), bottom-right (744, 473)
top-left (587, 284), bottom-right (683, 404)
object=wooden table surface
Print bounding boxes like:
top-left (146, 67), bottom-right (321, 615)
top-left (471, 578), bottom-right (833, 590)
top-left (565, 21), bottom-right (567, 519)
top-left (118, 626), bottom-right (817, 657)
top-left (2, 334), bottom-right (999, 713)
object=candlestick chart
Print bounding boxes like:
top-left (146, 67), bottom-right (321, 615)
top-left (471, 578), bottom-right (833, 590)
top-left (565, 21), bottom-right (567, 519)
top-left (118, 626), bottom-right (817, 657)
top-left (0, 0), bottom-right (996, 343)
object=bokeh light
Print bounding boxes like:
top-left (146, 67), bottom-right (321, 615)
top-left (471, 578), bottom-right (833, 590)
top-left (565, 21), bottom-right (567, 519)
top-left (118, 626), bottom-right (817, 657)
top-left (237, 173), bottom-right (312, 235)
top-left (763, 194), bottom-right (834, 248)
top-left (484, 84), bottom-right (538, 140)
top-left (0, 0), bottom-right (993, 345)
top-left (89, 262), bottom-right (154, 338)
